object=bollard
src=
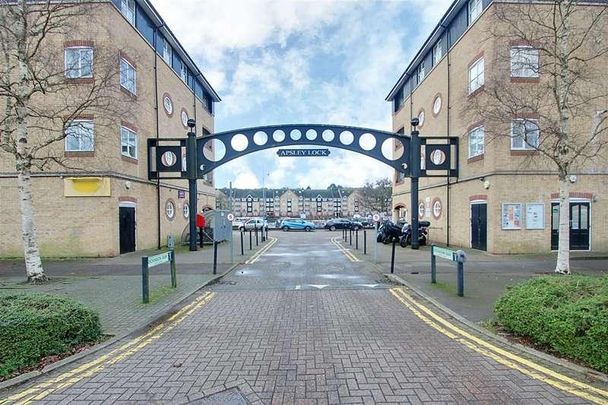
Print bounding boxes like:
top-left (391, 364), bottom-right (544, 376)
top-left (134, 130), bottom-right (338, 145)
top-left (170, 251), bottom-right (177, 288)
top-left (349, 229), bottom-right (352, 246)
top-left (457, 261), bottom-right (464, 297)
top-left (240, 231), bottom-right (244, 256)
top-left (355, 229), bottom-right (359, 250)
top-left (390, 238), bottom-right (397, 274)
top-left (255, 226), bottom-right (259, 246)
top-left (431, 245), bottom-right (437, 284)
top-left (363, 230), bottom-right (367, 255)
top-left (142, 257), bottom-right (149, 304)
top-left (266, 226), bottom-right (269, 240)
top-left (212, 241), bottom-right (218, 275)
top-left (199, 227), bottom-right (204, 248)
top-left (249, 230), bottom-right (252, 250)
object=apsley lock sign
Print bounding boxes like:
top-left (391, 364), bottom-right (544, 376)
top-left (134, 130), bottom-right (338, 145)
top-left (277, 149), bottom-right (330, 157)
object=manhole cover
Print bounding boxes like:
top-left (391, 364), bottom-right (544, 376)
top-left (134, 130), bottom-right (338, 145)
top-left (185, 388), bottom-right (249, 404)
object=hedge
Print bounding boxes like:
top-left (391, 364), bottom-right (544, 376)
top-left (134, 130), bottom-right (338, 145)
top-left (494, 275), bottom-right (608, 373)
top-left (0, 294), bottom-right (102, 379)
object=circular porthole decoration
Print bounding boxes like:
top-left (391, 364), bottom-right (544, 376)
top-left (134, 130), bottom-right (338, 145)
top-left (165, 199), bottom-right (176, 221)
top-left (162, 93), bottom-right (173, 116)
top-left (430, 148), bottom-right (446, 166)
top-left (160, 151), bottom-right (177, 167)
top-left (432, 94), bottom-right (442, 116)
top-left (183, 202), bottom-right (189, 219)
top-left (181, 109), bottom-right (189, 128)
top-left (432, 198), bottom-right (442, 219)
top-left (418, 202), bottom-right (425, 219)
top-left (418, 110), bottom-right (425, 127)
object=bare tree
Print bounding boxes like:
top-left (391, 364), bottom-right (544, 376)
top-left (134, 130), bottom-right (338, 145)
top-left (359, 177), bottom-right (392, 215)
top-left (0, 0), bottom-right (133, 282)
top-left (469, 0), bottom-right (608, 274)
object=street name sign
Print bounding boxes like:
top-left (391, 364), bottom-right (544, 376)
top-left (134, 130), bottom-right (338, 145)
top-left (432, 246), bottom-right (456, 261)
top-left (148, 251), bottom-right (172, 268)
top-left (277, 148), bottom-right (330, 157)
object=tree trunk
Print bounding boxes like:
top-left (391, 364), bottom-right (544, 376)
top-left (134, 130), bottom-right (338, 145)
top-left (555, 174), bottom-right (570, 274)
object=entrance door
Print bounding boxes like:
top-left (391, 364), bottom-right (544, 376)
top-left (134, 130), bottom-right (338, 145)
top-left (471, 203), bottom-right (487, 251)
top-left (119, 206), bottom-right (136, 254)
top-left (551, 202), bottom-right (590, 251)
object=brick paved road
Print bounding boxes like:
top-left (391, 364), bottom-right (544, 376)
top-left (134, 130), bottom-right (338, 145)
top-left (2, 231), bottom-right (605, 404)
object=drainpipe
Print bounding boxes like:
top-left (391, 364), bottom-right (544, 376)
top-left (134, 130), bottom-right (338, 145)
top-left (446, 28), bottom-right (451, 247)
top-left (153, 27), bottom-right (161, 249)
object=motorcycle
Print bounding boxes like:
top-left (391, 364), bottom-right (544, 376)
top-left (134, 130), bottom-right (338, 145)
top-left (376, 220), bottom-right (403, 244)
top-left (399, 221), bottom-right (430, 247)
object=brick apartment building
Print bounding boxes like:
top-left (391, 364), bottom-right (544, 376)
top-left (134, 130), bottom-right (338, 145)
top-left (387, 0), bottom-right (607, 253)
top-left (0, 0), bottom-right (220, 257)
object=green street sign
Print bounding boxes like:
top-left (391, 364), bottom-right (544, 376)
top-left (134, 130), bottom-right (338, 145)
top-left (148, 252), bottom-right (171, 268)
top-left (433, 246), bottom-right (455, 261)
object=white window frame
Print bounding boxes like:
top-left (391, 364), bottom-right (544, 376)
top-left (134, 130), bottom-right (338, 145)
top-left (120, 58), bottom-right (137, 95)
top-left (468, 57), bottom-right (484, 94)
top-left (64, 47), bottom-right (93, 79)
top-left (179, 62), bottom-right (187, 83)
top-left (65, 120), bottom-right (94, 152)
top-left (161, 37), bottom-right (172, 65)
top-left (120, 0), bottom-right (135, 25)
top-left (417, 61), bottom-right (425, 83)
top-left (469, 0), bottom-right (482, 23)
top-left (510, 46), bottom-right (539, 78)
top-left (468, 126), bottom-right (485, 158)
top-left (433, 42), bottom-right (443, 66)
top-left (511, 119), bottom-right (540, 150)
top-left (120, 126), bottom-right (137, 159)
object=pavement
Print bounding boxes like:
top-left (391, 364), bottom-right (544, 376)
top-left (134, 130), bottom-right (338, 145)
top-left (0, 232), bottom-right (267, 335)
top-left (1, 230), bottom-right (607, 404)
top-left (345, 228), bottom-right (608, 322)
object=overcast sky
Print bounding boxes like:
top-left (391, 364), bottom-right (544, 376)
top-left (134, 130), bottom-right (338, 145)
top-left (150, 0), bottom-right (452, 189)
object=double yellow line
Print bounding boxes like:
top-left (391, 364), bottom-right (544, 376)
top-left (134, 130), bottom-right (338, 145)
top-left (331, 237), bottom-right (360, 262)
top-left (245, 236), bottom-right (277, 264)
top-left (1, 292), bottom-right (216, 405)
top-left (390, 287), bottom-right (608, 404)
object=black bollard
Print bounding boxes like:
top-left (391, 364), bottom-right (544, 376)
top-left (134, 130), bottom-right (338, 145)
top-left (355, 229), bottom-right (359, 250)
top-left (249, 230), bottom-right (252, 250)
top-left (255, 226), bottom-right (259, 246)
top-left (390, 238), bottom-right (397, 274)
top-left (213, 241), bottom-right (218, 275)
top-left (240, 231), bottom-right (244, 256)
top-left (199, 227), bottom-right (204, 248)
top-left (363, 230), bottom-right (367, 255)
top-left (349, 229), bottom-right (352, 246)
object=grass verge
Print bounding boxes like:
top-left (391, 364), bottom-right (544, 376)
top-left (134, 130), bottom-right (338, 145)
top-left (0, 294), bottom-right (102, 380)
top-left (494, 275), bottom-right (608, 373)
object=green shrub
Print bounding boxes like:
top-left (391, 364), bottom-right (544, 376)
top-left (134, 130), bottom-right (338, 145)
top-left (495, 275), bottom-right (608, 372)
top-left (0, 294), bottom-right (102, 379)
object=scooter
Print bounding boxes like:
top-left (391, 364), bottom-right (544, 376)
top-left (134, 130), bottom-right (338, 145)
top-left (377, 221), bottom-right (403, 244)
top-left (399, 221), bottom-right (430, 247)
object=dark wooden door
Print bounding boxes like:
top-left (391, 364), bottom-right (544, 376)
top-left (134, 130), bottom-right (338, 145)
top-left (551, 202), bottom-right (590, 251)
top-left (119, 206), bottom-right (136, 254)
top-left (471, 203), bottom-right (487, 251)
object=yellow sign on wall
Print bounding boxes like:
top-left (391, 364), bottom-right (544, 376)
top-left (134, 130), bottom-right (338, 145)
top-left (64, 177), bottom-right (111, 197)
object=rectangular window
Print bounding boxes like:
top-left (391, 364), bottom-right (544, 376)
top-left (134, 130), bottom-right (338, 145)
top-left (511, 46), bottom-right (539, 78)
top-left (120, 58), bottom-right (136, 94)
top-left (468, 0), bottom-right (482, 23)
top-left (468, 126), bottom-right (485, 158)
top-left (417, 61), bottom-right (425, 83)
top-left (468, 57), bottom-right (484, 94)
top-left (65, 120), bottom-right (94, 152)
top-left (65, 47), bottom-right (93, 78)
top-left (433, 42), bottom-right (443, 66)
top-left (120, 0), bottom-right (135, 25)
top-left (179, 61), bottom-right (187, 83)
top-left (161, 37), bottom-right (172, 65)
top-left (511, 119), bottom-right (540, 150)
top-left (120, 126), bottom-right (137, 159)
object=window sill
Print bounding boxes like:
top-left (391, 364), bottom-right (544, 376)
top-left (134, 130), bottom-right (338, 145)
top-left (468, 154), bottom-right (484, 163)
top-left (64, 151), bottom-right (95, 157)
top-left (65, 77), bottom-right (94, 84)
top-left (510, 149), bottom-right (538, 156)
top-left (510, 76), bottom-right (540, 83)
top-left (467, 85), bottom-right (484, 98)
top-left (120, 86), bottom-right (137, 100)
top-left (121, 155), bottom-right (138, 164)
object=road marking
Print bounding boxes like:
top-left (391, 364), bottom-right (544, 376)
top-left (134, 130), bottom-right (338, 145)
top-left (309, 284), bottom-right (329, 289)
top-left (1, 292), bottom-right (216, 405)
top-left (245, 237), bottom-right (278, 264)
top-left (295, 285), bottom-right (301, 290)
top-left (330, 237), bottom-right (360, 262)
top-left (356, 284), bottom-right (379, 288)
top-left (389, 287), bottom-right (608, 404)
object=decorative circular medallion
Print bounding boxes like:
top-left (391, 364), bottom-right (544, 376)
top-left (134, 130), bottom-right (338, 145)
top-left (432, 198), bottom-right (442, 219)
top-left (162, 94), bottom-right (173, 116)
top-left (161, 151), bottom-right (177, 167)
top-left (430, 149), bottom-right (446, 166)
top-left (418, 202), bottom-right (425, 219)
top-left (181, 109), bottom-right (189, 128)
top-left (165, 199), bottom-right (176, 221)
top-left (433, 95), bottom-right (442, 116)
top-left (183, 202), bottom-right (189, 219)
top-left (418, 110), bottom-right (425, 127)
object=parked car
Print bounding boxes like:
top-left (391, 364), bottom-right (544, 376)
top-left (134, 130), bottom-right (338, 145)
top-left (239, 218), bottom-right (267, 231)
top-left (324, 218), bottom-right (362, 231)
top-left (281, 218), bottom-right (316, 232)
top-left (232, 217), bottom-right (247, 229)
